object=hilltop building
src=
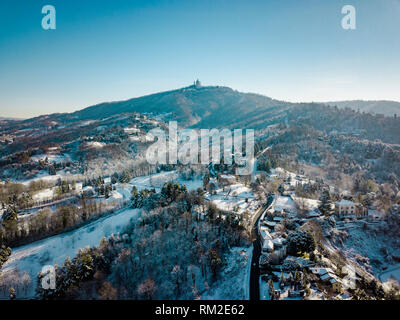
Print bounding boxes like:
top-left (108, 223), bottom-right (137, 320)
top-left (194, 79), bottom-right (202, 88)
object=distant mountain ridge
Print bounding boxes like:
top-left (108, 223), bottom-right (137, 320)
top-left (0, 117), bottom-right (24, 121)
top-left (2, 84), bottom-right (400, 156)
top-left (64, 85), bottom-right (292, 128)
top-left (323, 100), bottom-right (400, 117)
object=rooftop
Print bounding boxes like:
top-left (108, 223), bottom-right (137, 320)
top-left (336, 200), bottom-right (355, 206)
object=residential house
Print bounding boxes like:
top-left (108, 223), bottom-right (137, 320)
top-left (310, 267), bottom-right (342, 292)
top-left (355, 203), bottom-right (368, 218)
top-left (75, 182), bottom-right (83, 192)
top-left (335, 200), bottom-right (356, 218)
top-left (330, 277), bottom-right (342, 293)
top-left (82, 186), bottom-right (95, 197)
top-left (262, 239), bottom-right (274, 253)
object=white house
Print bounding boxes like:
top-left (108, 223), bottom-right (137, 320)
top-left (259, 225), bottom-right (273, 242)
top-left (82, 186), bottom-right (95, 197)
top-left (335, 200), bottom-right (356, 217)
top-left (124, 127), bottom-right (140, 135)
top-left (262, 239), bottom-right (274, 253)
top-left (75, 182), bottom-right (83, 192)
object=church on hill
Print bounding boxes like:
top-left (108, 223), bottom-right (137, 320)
top-left (193, 79), bottom-right (202, 88)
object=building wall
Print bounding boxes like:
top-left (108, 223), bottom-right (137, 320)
top-left (338, 204), bottom-right (355, 215)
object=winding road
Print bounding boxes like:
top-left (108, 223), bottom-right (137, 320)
top-left (249, 194), bottom-right (274, 300)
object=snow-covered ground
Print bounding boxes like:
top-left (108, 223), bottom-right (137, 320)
top-left (32, 188), bottom-right (55, 201)
top-left (292, 196), bottom-right (320, 211)
top-left (273, 195), bottom-right (296, 212)
top-left (201, 247), bottom-right (251, 300)
top-left (31, 153), bottom-right (71, 164)
top-left (18, 171), bottom-right (66, 186)
top-left (337, 222), bottom-right (400, 284)
top-left (206, 183), bottom-right (258, 215)
top-left (260, 274), bottom-right (305, 300)
top-left (270, 167), bottom-right (315, 187)
top-left (1, 208), bottom-right (141, 299)
top-left (87, 141), bottom-right (106, 148)
top-left (127, 170), bottom-right (202, 193)
top-left (103, 171), bottom-right (203, 203)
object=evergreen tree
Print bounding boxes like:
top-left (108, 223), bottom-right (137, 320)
top-left (318, 189), bottom-right (334, 215)
top-left (48, 164), bottom-right (57, 176)
top-left (265, 160), bottom-right (271, 173)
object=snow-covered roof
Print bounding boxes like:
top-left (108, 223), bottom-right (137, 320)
top-left (262, 239), bottom-right (274, 252)
top-left (307, 212), bottom-right (321, 218)
top-left (272, 238), bottom-right (285, 248)
top-left (220, 174), bottom-right (236, 180)
top-left (336, 200), bottom-right (355, 206)
top-left (320, 273), bottom-right (333, 281)
top-left (264, 221), bottom-right (277, 227)
top-left (310, 267), bottom-right (333, 276)
top-left (260, 226), bottom-right (273, 241)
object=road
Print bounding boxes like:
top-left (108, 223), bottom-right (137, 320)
top-left (19, 195), bottom-right (78, 215)
top-left (249, 194), bottom-right (274, 300)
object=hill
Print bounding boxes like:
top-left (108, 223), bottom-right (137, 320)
top-left (324, 100), bottom-right (400, 117)
top-left (64, 85), bottom-right (291, 128)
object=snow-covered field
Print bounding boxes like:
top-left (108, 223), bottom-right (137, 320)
top-left (104, 171), bottom-right (203, 203)
top-left (273, 195), bottom-right (296, 212)
top-left (31, 153), bottom-right (71, 164)
top-left (1, 208), bottom-right (140, 298)
top-left (128, 170), bottom-right (202, 192)
top-left (270, 167), bottom-right (315, 187)
top-left (206, 183), bottom-right (258, 214)
top-left (18, 172), bottom-right (65, 186)
top-left (292, 196), bottom-right (320, 211)
top-left (32, 188), bottom-right (55, 201)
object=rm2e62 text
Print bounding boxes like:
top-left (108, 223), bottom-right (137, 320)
top-left (199, 304), bottom-right (245, 315)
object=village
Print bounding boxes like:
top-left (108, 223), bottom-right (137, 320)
top-left (2, 152), bottom-right (400, 300)
top-left (1, 112), bottom-right (400, 300)
top-left (196, 164), bottom-right (400, 300)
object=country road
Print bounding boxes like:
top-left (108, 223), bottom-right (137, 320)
top-left (249, 194), bottom-right (274, 300)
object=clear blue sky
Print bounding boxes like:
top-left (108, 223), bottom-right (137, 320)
top-left (1, 0), bottom-right (399, 118)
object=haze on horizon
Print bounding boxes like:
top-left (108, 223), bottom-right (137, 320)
top-left (1, 0), bottom-right (400, 119)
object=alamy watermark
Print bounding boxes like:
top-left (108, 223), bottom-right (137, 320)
top-left (145, 121), bottom-right (255, 176)
top-left (41, 4), bottom-right (356, 31)
top-left (40, 265), bottom-right (56, 290)
top-left (41, 5), bottom-right (56, 30)
top-left (341, 5), bottom-right (356, 30)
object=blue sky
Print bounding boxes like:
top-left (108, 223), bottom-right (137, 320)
top-left (1, 0), bottom-right (399, 118)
